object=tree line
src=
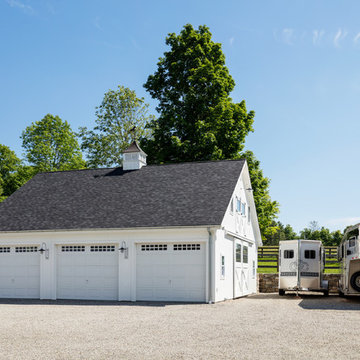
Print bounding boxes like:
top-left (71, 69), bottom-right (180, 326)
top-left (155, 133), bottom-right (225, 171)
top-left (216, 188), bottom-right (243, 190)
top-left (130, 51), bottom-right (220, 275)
top-left (264, 220), bottom-right (343, 246)
top-left (1, 24), bottom-right (343, 244)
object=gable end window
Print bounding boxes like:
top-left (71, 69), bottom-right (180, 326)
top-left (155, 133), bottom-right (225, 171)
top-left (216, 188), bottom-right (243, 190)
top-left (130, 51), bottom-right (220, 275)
top-left (236, 198), bottom-right (241, 212)
top-left (241, 202), bottom-right (246, 216)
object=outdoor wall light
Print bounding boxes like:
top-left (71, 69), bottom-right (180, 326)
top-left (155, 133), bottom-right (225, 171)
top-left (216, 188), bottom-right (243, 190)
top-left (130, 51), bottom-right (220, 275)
top-left (39, 242), bottom-right (49, 259)
top-left (119, 241), bottom-right (129, 259)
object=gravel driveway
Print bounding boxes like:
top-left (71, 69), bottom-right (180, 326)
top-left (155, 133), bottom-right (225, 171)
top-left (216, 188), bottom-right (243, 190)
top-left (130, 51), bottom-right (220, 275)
top-left (0, 294), bottom-right (359, 360)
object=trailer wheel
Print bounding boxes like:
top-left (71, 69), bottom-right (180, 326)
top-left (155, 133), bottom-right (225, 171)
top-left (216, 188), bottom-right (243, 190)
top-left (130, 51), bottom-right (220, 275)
top-left (278, 289), bottom-right (285, 296)
top-left (350, 272), bottom-right (360, 292)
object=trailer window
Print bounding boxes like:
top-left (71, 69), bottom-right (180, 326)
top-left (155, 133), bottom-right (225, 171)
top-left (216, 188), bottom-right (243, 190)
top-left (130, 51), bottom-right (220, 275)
top-left (348, 238), bottom-right (356, 248)
top-left (243, 246), bottom-right (248, 263)
top-left (305, 250), bottom-right (316, 259)
top-left (236, 244), bottom-right (242, 263)
top-left (284, 250), bottom-right (294, 259)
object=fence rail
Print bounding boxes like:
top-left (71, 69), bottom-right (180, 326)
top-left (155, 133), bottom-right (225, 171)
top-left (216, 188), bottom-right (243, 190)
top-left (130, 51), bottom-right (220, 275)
top-left (258, 245), bottom-right (340, 271)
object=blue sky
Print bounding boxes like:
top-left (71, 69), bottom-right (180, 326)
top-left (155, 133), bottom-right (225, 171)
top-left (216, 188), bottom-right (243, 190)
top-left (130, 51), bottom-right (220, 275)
top-left (1, 0), bottom-right (360, 232)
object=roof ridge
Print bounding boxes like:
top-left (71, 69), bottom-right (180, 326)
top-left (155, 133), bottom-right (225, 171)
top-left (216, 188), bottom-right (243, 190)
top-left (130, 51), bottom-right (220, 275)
top-left (36, 159), bottom-right (245, 175)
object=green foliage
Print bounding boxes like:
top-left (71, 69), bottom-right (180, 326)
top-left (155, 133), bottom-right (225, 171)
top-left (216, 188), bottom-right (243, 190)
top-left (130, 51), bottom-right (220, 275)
top-left (0, 144), bottom-right (34, 200)
top-left (0, 174), bottom-right (4, 202)
top-left (242, 151), bottom-right (279, 241)
top-left (300, 224), bottom-right (343, 246)
top-left (142, 24), bottom-right (254, 163)
top-left (21, 114), bottom-right (85, 172)
top-left (264, 221), bottom-right (298, 245)
top-left (79, 86), bottom-right (154, 168)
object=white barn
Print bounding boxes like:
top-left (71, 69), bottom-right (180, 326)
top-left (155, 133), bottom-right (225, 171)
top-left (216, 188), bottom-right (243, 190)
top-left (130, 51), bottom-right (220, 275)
top-left (0, 142), bottom-right (262, 303)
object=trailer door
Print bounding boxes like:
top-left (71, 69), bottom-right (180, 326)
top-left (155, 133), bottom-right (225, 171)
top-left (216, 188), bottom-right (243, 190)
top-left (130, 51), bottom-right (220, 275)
top-left (299, 242), bottom-right (320, 290)
top-left (279, 242), bottom-right (298, 290)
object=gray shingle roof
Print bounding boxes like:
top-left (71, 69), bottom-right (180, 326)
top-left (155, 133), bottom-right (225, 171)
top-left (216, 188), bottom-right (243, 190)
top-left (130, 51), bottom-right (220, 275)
top-left (0, 160), bottom-right (245, 232)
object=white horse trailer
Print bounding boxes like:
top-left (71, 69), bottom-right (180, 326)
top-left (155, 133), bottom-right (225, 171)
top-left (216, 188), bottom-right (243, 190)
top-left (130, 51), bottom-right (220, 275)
top-left (278, 240), bottom-right (328, 295)
top-left (338, 223), bottom-right (360, 296)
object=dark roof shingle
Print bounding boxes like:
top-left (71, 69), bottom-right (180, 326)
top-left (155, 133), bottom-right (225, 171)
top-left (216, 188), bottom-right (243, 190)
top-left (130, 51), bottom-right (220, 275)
top-left (0, 160), bottom-right (245, 232)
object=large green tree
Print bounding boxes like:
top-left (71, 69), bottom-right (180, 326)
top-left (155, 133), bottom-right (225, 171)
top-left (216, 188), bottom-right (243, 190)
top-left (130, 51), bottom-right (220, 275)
top-left (300, 223), bottom-right (343, 246)
top-left (0, 174), bottom-right (4, 202)
top-left (0, 144), bottom-right (34, 201)
top-left (242, 151), bottom-right (280, 240)
top-left (79, 86), bottom-right (154, 168)
top-left (21, 114), bottom-right (85, 172)
top-left (142, 24), bottom-right (254, 163)
top-left (265, 221), bottom-right (298, 245)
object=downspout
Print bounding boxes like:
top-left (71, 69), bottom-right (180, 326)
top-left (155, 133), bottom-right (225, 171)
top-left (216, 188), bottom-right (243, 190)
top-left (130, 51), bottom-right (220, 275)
top-left (207, 227), bottom-right (213, 304)
top-left (233, 238), bottom-right (236, 299)
top-left (297, 239), bottom-right (301, 291)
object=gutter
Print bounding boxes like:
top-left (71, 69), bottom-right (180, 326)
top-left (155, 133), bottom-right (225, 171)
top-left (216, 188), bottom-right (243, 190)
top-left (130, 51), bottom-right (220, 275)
top-left (0, 225), bottom-right (221, 235)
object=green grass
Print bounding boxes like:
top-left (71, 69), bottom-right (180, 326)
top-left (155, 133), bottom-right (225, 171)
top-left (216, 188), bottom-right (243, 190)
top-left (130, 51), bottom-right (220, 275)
top-left (324, 268), bottom-right (341, 274)
top-left (258, 268), bottom-right (341, 274)
top-left (257, 255), bottom-right (341, 274)
top-left (257, 268), bottom-right (278, 273)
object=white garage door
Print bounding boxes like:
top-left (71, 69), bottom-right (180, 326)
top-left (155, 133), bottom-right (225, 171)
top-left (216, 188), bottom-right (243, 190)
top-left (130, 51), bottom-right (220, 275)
top-left (136, 243), bottom-right (206, 302)
top-left (0, 246), bottom-right (40, 299)
top-left (57, 245), bottom-right (118, 300)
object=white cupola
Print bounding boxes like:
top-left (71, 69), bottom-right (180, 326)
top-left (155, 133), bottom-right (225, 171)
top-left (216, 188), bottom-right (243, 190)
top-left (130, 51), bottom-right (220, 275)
top-left (123, 141), bottom-right (147, 170)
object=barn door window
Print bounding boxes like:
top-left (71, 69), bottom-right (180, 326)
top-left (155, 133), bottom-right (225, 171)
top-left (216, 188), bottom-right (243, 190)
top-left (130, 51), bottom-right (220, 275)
top-left (236, 244), bottom-right (242, 263)
top-left (243, 246), bottom-right (248, 264)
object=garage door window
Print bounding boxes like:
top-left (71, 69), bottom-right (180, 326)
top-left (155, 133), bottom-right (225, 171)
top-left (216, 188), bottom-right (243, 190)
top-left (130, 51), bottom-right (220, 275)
top-left (15, 246), bottom-right (38, 253)
top-left (90, 245), bottom-right (115, 252)
top-left (141, 244), bottom-right (167, 251)
top-left (173, 244), bottom-right (201, 251)
top-left (0, 247), bottom-right (10, 253)
top-left (61, 246), bottom-right (85, 252)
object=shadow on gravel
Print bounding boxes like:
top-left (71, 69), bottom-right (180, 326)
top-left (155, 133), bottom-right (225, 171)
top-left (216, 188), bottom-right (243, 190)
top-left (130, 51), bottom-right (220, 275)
top-left (299, 295), bottom-right (360, 311)
top-left (0, 299), bottom-right (203, 307)
top-left (252, 293), bottom-right (360, 310)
